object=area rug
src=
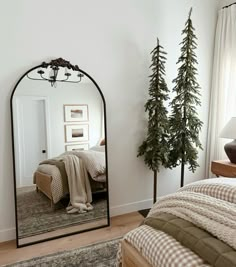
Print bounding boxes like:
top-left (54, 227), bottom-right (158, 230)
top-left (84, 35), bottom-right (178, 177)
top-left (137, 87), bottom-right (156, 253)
top-left (17, 187), bottom-right (107, 238)
top-left (4, 238), bottom-right (121, 267)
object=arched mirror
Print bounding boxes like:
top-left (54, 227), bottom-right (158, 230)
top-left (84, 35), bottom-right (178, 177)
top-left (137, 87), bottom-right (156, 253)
top-left (11, 58), bottom-right (109, 247)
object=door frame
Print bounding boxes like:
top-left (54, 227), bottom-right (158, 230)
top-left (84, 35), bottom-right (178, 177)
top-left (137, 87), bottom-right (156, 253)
top-left (12, 95), bottom-right (51, 187)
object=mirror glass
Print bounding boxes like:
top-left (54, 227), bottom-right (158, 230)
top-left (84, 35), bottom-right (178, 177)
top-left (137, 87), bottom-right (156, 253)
top-left (11, 60), bottom-right (109, 247)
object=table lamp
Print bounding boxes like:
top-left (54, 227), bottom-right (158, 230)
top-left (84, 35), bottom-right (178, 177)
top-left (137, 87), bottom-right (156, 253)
top-left (220, 117), bottom-right (236, 163)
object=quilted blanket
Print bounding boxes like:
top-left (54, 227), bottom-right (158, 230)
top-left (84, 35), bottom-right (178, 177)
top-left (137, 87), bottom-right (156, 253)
top-left (148, 191), bottom-right (236, 249)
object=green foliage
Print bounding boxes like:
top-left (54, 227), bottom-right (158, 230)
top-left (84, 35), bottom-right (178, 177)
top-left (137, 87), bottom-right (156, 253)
top-left (168, 8), bottom-right (203, 173)
top-left (138, 39), bottom-right (170, 172)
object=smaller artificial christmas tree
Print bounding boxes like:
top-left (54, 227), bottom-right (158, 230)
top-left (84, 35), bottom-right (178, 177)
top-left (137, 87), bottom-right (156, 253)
top-left (138, 39), bottom-right (169, 203)
top-left (168, 8), bottom-right (203, 187)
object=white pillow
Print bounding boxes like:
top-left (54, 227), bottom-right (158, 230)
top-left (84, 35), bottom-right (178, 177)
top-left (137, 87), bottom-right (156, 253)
top-left (73, 150), bottom-right (106, 179)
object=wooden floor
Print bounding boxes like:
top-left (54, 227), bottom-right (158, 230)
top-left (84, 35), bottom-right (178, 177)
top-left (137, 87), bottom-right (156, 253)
top-left (0, 212), bottom-right (143, 266)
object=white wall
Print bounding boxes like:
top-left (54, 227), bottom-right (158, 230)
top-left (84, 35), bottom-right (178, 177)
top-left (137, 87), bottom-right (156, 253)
top-left (0, 0), bottom-right (219, 242)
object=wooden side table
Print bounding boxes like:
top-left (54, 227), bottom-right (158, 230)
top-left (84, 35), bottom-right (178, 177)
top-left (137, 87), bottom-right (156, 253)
top-left (211, 160), bottom-right (236, 177)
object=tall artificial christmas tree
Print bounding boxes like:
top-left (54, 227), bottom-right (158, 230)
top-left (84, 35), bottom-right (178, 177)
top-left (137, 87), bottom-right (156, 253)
top-left (168, 8), bottom-right (203, 187)
top-left (138, 39), bottom-right (169, 203)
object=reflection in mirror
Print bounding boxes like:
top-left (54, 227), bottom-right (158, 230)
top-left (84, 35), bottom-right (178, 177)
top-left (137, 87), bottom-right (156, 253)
top-left (11, 59), bottom-right (109, 247)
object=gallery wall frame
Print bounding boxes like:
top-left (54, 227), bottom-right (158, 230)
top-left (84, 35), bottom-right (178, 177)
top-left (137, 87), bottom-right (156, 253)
top-left (66, 143), bottom-right (89, 151)
top-left (65, 124), bottom-right (89, 143)
top-left (64, 104), bottom-right (89, 122)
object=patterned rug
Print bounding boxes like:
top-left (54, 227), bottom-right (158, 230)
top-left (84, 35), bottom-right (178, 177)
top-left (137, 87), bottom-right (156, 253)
top-left (4, 238), bottom-right (121, 267)
top-left (17, 187), bottom-right (107, 238)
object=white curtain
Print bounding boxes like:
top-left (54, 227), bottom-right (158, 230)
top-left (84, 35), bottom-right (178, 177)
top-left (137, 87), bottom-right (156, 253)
top-left (205, 5), bottom-right (236, 177)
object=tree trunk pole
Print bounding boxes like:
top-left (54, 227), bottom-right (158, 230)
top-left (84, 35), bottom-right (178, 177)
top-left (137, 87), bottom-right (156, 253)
top-left (181, 132), bottom-right (185, 188)
top-left (180, 160), bottom-right (185, 187)
top-left (181, 104), bottom-right (186, 188)
top-left (153, 170), bottom-right (157, 203)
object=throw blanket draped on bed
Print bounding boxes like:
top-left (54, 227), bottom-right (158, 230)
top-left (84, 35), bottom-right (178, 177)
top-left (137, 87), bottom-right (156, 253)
top-left (61, 154), bottom-right (93, 214)
top-left (144, 212), bottom-right (236, 267)
top-left (148, 191), bottom-right (236, 250)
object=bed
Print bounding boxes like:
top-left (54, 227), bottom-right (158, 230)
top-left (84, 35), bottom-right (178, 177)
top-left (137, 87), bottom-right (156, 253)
top-left (34, 145), bottom-right (107, 208)
top-left (118, 178), bottom-right (236, 267)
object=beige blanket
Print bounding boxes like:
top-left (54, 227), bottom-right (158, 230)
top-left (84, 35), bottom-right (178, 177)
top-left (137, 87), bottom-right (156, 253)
top-left (149, 191), bottom-right (236, 249)
top-left (61, 154), bottom-right (93, 214)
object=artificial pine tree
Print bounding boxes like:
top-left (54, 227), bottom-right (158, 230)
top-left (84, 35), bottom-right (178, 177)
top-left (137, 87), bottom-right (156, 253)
top-left (168, 8), bottom-right (203, 187)
top-left (138, 39), bottom-right (169, 203)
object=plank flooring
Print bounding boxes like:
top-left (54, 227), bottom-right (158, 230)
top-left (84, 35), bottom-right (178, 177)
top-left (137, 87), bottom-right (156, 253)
top-left (0, 212), bottom-right (143, 266)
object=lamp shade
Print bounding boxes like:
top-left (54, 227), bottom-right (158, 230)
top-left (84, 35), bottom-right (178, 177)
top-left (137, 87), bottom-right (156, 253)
top-left (220, 117), bottom-right (236, 139)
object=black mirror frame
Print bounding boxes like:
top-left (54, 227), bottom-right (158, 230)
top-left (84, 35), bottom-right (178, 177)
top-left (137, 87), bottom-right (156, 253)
top-left (10, 58), bottom-right (110, 248)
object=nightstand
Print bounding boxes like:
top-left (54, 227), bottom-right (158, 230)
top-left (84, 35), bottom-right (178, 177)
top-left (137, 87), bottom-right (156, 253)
top-left (211, 160), bottom-right (236, 177)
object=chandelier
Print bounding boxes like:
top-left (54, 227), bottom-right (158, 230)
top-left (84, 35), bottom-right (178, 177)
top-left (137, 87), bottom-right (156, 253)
top-left (27, 58), bottom-right (84, 87)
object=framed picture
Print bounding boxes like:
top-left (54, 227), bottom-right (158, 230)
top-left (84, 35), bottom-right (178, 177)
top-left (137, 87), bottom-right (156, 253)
top-left (66, 143), bottom-right (89, 151)
top-left (65, 124), bottom-right (89, 143)
top-left (64, 104), bottom-right (89, 122)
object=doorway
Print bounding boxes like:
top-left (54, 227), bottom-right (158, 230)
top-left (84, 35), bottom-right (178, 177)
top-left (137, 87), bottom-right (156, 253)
top-left (13, 96), bottom-right (50, 187)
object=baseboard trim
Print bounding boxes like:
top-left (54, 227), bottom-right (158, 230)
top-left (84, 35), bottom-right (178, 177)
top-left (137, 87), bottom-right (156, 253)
top-left (0, 228), bottom-right (15, 243)
top-left (110, 198), bottom-right (153, 217)
top-left (0, 199), bottom-right (153, 242)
